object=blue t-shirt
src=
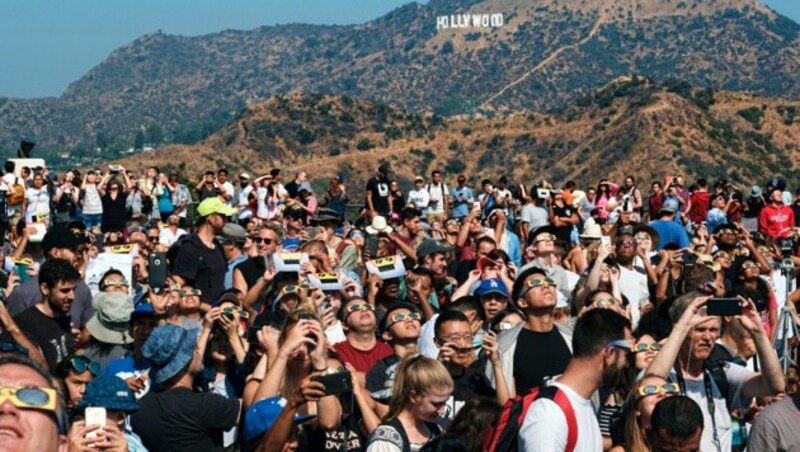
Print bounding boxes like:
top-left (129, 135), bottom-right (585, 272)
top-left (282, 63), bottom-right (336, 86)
top-left (450, 187), bottom-right (474, 218)
top-left (706, 208), bottom-right (728, 234)
top-left (649, 219), bottom-right (691, 250)
top-left (282, 236), bottom-right (301, 252)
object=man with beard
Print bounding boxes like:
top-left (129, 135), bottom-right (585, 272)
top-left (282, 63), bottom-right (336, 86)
top-left (646, 295), bottom-right (785, 452)
top-left (171, 197), bottom-right (236, 306)
top-left (519, 309), bottom-right (632, 451)
top-left (333, 297), bottom-right (393, 374)
top-left (434, 310), bottom-right (509, 419)
top-left (614, 227), bottom-right (649, 328)
top-left (416, 239), bottom-right (455, 307)
top-left (487, 267), bottom-right (573, 398)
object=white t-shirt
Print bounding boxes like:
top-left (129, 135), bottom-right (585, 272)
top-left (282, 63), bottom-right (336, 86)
top-left (217, 181), bottom-right (235, 207)
top-left (426, 183), bottom-right (449, 214)
top-left (617, 264), bottom-right (649, 328)
top-left (83, 184), bottom-right (103, 215)
top-left (237, 186), bottom-right (254, 220)
top-left (25, 186), bottom-right (51, 221)
top-left (159, 228), bottom-right (187, 247)
top-left (407, 189), bottom-right (430, 212)
top-left (519, 381), bottom-right (603, 452)
top-left (521, 203), bottom-right (550, 229)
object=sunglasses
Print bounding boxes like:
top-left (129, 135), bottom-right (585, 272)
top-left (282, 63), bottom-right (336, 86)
top-left (221, 307), bottom-right (250, 319)
top-left (0, 342), bottom-right (29, 356)
top-left (282, 284), bottom-right (311, 294)
top-left (386, 312), bottom-right (422, 329)
top-left (534, 233), bottom-right (557, 243)
top-left (633, 342), bottom-right (662, 353)
top-left (179, 289), bottom-right (202, 297)
top-left (518, 277), bottom-right (557, 298)
top-left (637, 382), bottom-right (681, 398)
top-left (70, 356), bottom-right (100, 376)
top-left (252, 237), bottom-right (274, 245)
top-left (635, 233), bottom-right (651, 241)
top-left (0, 386), bottom-right (58, 412)
top-left (345, 303), bottom-right (375, 314)
top-left (757, 246), bottom-right (770, 255)
top-left (742, 262), bottom-right (759, 269)
top-left (349, 232), bottom-right (363, 239)
top-left (102, 278), bottom-right (130, 288)
top-left (715, 251), bottom-right (732, 260)
top-left (591, 298), bottom-right (618, 309)
top-left (717, 229), bottom-right (737, 236)
top-left (147, 236), bottom-right (160, 242)
top-left (617, 239), bottom-right (635, 247)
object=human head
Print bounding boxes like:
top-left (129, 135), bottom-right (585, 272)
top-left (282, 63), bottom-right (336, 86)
top-left (55, 355), bottom-right (98, 409)
top-left (142, 324), bottom-right (202, 387)
top-left (38, 258), bottom-right (80, 315)
top-left (377, 165), bottom-right (388, 180)
top-left (385, 355), bottom-right (453, 424)
top-left (253, 224), bottom-right (281, 256)
top-left (513, 267), bottom-right (557, 313)
top-left (342, 297), bottom-right (377, 335)
top-left (99, 269), bottom-right (129, 294)
top-left (381, 303), bottom-right (422, 343)
top-left (670, 294), bottom-right (721, 364)
top-left (474, 236), bottom-right (497, 259)
top-left (196, 196), bottom-right (236, 234)
top-left (529, 227), bottom-right (557, 256)
top-left (449, 296), bottom-right (486, 335)
top-left (572, 309), bottom-right (632, 385)
top-left (42, 225), bottom-right (89, 266)
top-left (431, 170), bottom-right (442, 184)
top-left (401, 207), bottom-right (422, 236)
top-left (649, 396), bottom-right (703, 452)
top-left (475, 278), bottom-right (508, 319)
top-left (217, 169), bottom-right (228, 183)
top-left (0, 354), bottom-right (67, 451)
top-left (417, 240), bottom-right (453, 277)
top-left (434, 310), bottom-right (475, 367)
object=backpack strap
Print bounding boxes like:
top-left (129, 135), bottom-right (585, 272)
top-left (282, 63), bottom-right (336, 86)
top-left (386, 418), bottom-right (411, 452)
top-left (537, 386), bottom-right (578, 452)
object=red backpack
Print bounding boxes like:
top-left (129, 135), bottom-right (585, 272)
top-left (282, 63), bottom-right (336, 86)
top-left (482, 385), bottom-right (578, 452)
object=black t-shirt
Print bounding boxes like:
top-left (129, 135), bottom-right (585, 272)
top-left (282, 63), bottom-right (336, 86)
top-left (391, 190), bottom-right (405, 214)
top-left (450, 357), bottom-right (496, 410)
top-left (366, 355), bottom-right (401, 402)
top-left (198, 185), bottom-right (218, 202)
top-left (131, 387), bottom-right (239, 452)
top-left (551, 204), bottom-right (574, 244)
top-left (101, 193), bottom-right (128, 232)
top-left (744, 197), bottom-right (765, 219)
top-left (14, 306), bottom-right (73, 370)
top-left (366, 177), bottom-right (390, 215)
top-left (172, 234), bottom-right (227, 304)
top-left (234, 256), bottom-right (266, 289)
top-left (513, 328), bottom-right (571, 396)
top-left (285, 180), bottom-right (300, 199)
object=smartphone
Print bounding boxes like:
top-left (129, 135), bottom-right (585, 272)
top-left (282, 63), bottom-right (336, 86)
top-left (707, 298), bottom-right (742, 316)
top-left (148, 252), bottom-right (167, 290)
top-left (312, 371), bottom-right (353, 396)
top-left (264, 253), bottom-right (275, 272)
top-left (84, 406), bottom-right (106, 439)
top-left (601, 236), bottom-right (611, 246)
top-left (683, 253), bottom-right (698, 266)
top-left (367, 234), bottom-right (379, 257)
top-left (13, 264), bottom-right (29, 283)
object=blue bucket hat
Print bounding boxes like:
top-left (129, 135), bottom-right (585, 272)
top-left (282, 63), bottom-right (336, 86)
top-left (76, 375), bottom-right (140, 413)
top-left (475, 278), bottom-right (508, 298)
top-left (142, 324), bottom-right (199, 385)
top-left (244, 396), bottom-right (316, 442)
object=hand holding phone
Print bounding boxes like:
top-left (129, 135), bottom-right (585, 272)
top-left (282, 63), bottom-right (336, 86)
top-left (706, 298), bottom-right (742, 316)
top-left (84, 406), bottom-right (106, 440)
top-left (312, 371), bottom-right (353, 396)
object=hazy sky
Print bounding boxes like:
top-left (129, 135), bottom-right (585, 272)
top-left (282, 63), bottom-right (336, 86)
top-left (1, 0), bottom-right (797, 98)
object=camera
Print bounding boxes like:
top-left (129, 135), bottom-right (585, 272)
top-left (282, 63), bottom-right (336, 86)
top-left (779, 238), bottom-right (795, 271)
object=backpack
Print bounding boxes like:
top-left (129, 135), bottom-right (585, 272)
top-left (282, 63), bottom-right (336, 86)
top-left (7, 177), bottom-right (24, 206)
top-left (483, 385), bottom-right (577, 452)
top-left (369, 418), bottom-right (441, 452)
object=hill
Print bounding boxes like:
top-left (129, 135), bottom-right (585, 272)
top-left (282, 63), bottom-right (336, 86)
top-left (114, 77), bottom-right (800, 199)
top-left (1, 0), bottom-right (800, 158)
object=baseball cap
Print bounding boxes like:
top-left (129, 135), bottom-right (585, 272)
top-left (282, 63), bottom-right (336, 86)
top-left (240, 173), bottom-right (251, 180)
top-left (216, 223), bottom-right (247, 244)
top-left (42, 225), bottom-right (89, 254)
top-left (475, 278), bottom-right (507, 298)
top-left (659, 198), bottom-right (679, 214)
top-left (197, 197), bottom-right (237, 217)
top-left (414, 175), bottom-right (424, 182)
top-left (416, 239), bottom-right (454, 259)
top-left (244, 397), bottom-right (316, 442)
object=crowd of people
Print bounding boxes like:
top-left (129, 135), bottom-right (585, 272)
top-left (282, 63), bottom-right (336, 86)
top-left (0, 159), bottom-right (798, 452)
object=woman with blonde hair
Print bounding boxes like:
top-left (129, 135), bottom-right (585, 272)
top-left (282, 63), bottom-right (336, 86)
top-left (367, 355), bottom-right (453, 452)
top-left (609, 374), bottom-right (680, 452)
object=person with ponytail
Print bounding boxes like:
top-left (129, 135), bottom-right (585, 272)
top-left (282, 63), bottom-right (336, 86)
top-left (366, 354), bottom-right (453, 452)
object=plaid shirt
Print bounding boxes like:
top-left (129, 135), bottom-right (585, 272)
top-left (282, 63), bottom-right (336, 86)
top-left (172, 184), bottom-right (191, 215)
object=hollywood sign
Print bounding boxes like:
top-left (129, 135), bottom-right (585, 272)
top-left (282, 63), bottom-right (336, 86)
top-left (436, 13), bottom-right (505, 30)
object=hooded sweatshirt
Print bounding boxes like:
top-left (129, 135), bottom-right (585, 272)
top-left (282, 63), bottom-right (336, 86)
top-left (688, 190), bottom-right (711, 223)
top-left (759, 202), bottom-right (795, 239)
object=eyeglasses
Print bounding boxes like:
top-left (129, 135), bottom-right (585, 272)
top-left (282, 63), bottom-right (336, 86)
top-left (617, 239), bottom-right (635, 247)
top-left (635, 233), bottom-right (651, 241)
top-left (221, 307), bottom-right (250, 319)
top-left (282, 284), bottom-right (311, 294)
top-left (179, 289), bottom-right (202, 297)
top-left (637, 382), bottom-right (681, 398)
top-left (605, 339), bottom-right (634, 352)
top-left (717, 228), bottom-right (737, 236)
top-left (102, 278), bottom-right (130, 288)
top-left (345, 303), bottom-right (375, 314)
top-left (386, 312), bottom-right (422, 329)
top-left (757, 246), bottom-right (770, 255)
top-left (534, 233), bottom-right (557, 243)
top-left (633, 342), bottom-right (662, 353)
top-left (591, 298), bottom-right (618, 309)
top-left (0, 387), bottom-right (58, 412)
top-left (70, 356), bottom-right (100, 376)
top-left (742, 262), bottom-right (759, 269)
top-left (252, 237), bottom-right (274, 244)
top-left (715, 251), bottom-right (732, 260)
top-left (0, 342), bottom-right (29, 355)
top-left (518, 277), bottom-right (556, 299)
top-left (147, 236), bottom-right (160, 242)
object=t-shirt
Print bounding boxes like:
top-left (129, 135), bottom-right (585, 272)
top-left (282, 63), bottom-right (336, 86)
top-left (366, 178), bottom-right (390, 215)
top-left (649, 219), bottom-right (691, 250)
top-left (426, 183), bottom-right (449, 214)
top-left (285, 180), bottom-right (300, 199)
top-left (101, 193), bottom-right (128, 232)
top-left (446, 357), bottom-right (496, 420)
top-left (520, 203), bottom-right (550, 232)
top-left (666, 363), bottom-right (752, 452)
top-left (25, 186), bottom-right (51, 221)
top-left (103, 356), bottom-right (152, 399)
top-left (747, 395), bottom-right (800, 452)
top-left (6, 276), bottom-right (94, 328)
top-left (334, 340), bottom-right (394, 374)
top-left (407, 189), bottom-right (430, 212)
top-left (551, 204), bottom-right (574, 244)
top-left (617, 264), bottom-right (649, 328)
top-left (519, 381), bottom-right (603, 452)
top-left (198, 184), bottom-right (218, 202)
top-left (217, 181), bottom-right (235, 207)
top-left (282, 235), bottom-right (302, 253)
top-left (449, 186), bottom-right (473, 218)
top-left (513, 328), bottom-right (571, 396)
top-left (366, 355), bottom-right (402, 402)
top-left (171, 234), bottom-right (227, 304)
top-left (14, 306), bottom-right (73, 370)
top-left (83, 184), bottom-right (103, 215)
top-left (234, 256), bottom-right (266, 290)
top-left (131, 387), bottom-right (239, 452)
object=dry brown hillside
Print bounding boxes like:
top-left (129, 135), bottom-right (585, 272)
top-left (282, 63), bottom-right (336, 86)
top-left (115, 77), bottom-right (800, 199)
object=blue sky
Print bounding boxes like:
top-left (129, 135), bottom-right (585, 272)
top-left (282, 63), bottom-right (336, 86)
top-left (1, 0), bottom-right (797, 98)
